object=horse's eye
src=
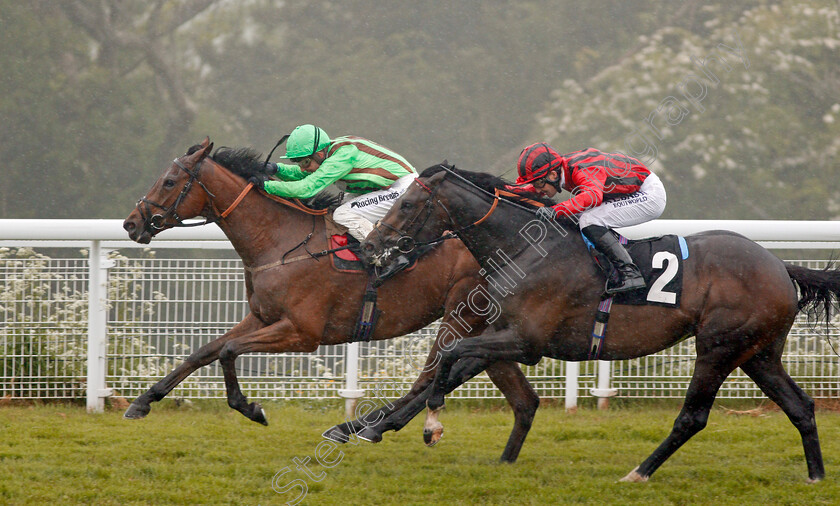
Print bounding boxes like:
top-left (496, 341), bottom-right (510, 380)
top-left (163, 179), bottom-right (176, 189)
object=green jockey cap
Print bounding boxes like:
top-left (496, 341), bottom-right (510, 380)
top-left (282, 124), bottom-right (331, 159)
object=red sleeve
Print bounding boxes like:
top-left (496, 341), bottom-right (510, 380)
top-left (505, 183), bottom-right (537, 193)
top-left (552, 169), bottom-right (606, 217)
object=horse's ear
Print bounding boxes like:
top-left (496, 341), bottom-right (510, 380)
top-left (201, 137), bottom-right (213, 157)
top-left (427, 170), bottom-right (448, 184)
top-left (188, 139), bottom-right (213, 162)
top-left (198, 137), bottom-right (213, 159)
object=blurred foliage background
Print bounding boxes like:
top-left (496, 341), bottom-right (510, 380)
top-left (1, 0), bottom-right (837, 220)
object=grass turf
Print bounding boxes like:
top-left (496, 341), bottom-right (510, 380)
top-left (1, 400), bottom-right (839, 505)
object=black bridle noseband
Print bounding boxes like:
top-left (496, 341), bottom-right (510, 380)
top-left (137, 157), bottom-right (218, 232)
top-left (373, 175), bottom-right (461, 256)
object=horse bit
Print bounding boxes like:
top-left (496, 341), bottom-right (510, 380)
top-left (369, 174), bottom-right (471, 266)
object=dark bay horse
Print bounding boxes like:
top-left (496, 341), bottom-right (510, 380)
top-left (359, 163), bottom-right (840, 482)
top-left (121, 139), bottom-right (539, 462)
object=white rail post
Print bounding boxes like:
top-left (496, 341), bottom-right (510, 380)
top-left (338, 342), bottom-right (365, 419)
top-left (86, 241), bottom-right (114, 412)
top-left (565, 361), bottom-right (579, 412)
top-left (591, 360), bottom-right (618, 410)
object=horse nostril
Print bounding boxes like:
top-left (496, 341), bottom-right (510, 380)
top-left (123, 221), bottom-right (135, 232)
top-left (362, 242), bottom-right (375, 252)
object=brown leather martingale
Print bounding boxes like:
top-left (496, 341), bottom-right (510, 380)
top-left (259, 189), bottom-right (329, 216)
top-left (473, 188), bottom-right (547, 227)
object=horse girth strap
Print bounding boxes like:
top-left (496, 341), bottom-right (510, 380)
top-left (243, 254), bottom-right (317, 273)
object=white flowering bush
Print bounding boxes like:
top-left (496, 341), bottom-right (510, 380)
top-left (0, 247), bottom-right (168, 399)
top-left (538, 0), bottom-right (840, 220)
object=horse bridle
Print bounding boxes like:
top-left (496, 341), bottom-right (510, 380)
top-left (374, 166), bottom-right (546, 260)
top-left (371, 176), bottom-right (456, 257)
top-left (374, 170), bottom-right (503, 259)
top-left (137, 156), bottom-right (253, 233)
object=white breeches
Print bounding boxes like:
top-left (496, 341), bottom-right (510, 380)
top-left (578, 173), bottom-right (667, 229)
top-left (332, 174), bottom-right (416, 241)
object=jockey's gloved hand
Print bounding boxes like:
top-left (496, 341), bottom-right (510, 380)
top-left (248, 176), bottom-right (266, 190)
top-left (536, 206), bottom-right (558, 221)
top-left (260, 162), bottom-right (277, 176)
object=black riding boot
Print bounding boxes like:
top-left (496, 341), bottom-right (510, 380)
top-left (372, 254), bottom-right (411, 288)
top-left (582, 225), bottom-right (646, 295)
top-left (345, 234), bottom-right (362, 249)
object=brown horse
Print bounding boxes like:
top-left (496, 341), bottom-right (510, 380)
top-left (359, 163), bottom-right (840, 482)
top-left (121, 138), bottom-right (539, 462)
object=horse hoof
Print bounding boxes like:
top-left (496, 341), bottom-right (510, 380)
top-left (123, 402), bottom-right (150, 420)
top-left (250, 403), bottom-right (268, 426)
top-left (423, 426), bottom-right (444, 447)
top-left (618, 467), bottom-right (648, 483)
top-left (322, 426), bottom-right (350, 444)
top-left (806, 477), bottom-right (822, 484)
top-left (357, 426), bottom-right (382, 443)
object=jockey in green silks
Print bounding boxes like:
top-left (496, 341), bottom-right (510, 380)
top-left (251, 124), bottom-right (417, 285)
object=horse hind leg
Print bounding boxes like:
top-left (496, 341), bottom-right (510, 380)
top-left (740, 349), bottom-right (825, 483)
top-left (623, 345), bottom-right (742, 482)
top-left (218, 318), bottom-right (318, 425)
top-left (483, 361), bottom-right (539, 463)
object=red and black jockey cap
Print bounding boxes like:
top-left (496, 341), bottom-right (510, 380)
top-left (514, 143), bottom-right (564, 185)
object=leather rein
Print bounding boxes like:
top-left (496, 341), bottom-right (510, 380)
top-left (378, 166), bottom-right (544, 255)
top-left (135, 155), bottom-right (343, 271)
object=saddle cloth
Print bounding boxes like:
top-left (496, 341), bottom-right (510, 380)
top-left (587, 234), bottom-right (689, 307)
top-left (330, 234), bottom-right (365, 273)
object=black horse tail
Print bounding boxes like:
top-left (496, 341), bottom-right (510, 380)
top-left (785, 262), bottom-right (840, 321)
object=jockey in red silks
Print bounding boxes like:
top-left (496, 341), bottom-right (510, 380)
top-left (514, 143), bottom-right (667, 295)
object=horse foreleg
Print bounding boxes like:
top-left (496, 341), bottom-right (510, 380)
top-left (323, 325), bottom-right (455, 443)
top-left (218, 318), bottom-right (318, 425)
top-left (124, 313), bottom-right (266, 419)
top-left (323, 356), bottom-right (439, 442)
top-left (356, 356), bottom-right (493, 443)
top-left (422, 360), bottom-right (539, 462)
top-left (427, 329), bottom-right (532, 411)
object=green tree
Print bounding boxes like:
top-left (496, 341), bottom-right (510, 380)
top-left (0, 1), bottom-right (217, 219)
top-left (0, 0), bottom-right (732, 219)
top-left (184, 0), bottom-right (681, 171)
top-left (535, 0), bottom-right (840, 219)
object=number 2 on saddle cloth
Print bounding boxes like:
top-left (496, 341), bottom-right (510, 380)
top-left (582, 232), bottom-right (689, 359)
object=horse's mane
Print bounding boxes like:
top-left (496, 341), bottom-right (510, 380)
top-left (184, 144), bottom-right (340, 210)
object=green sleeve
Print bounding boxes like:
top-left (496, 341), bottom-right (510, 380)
top-left (263, 145), bottom-right (359, 199)
top-left (273, 163), bottom-right (307, 181)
